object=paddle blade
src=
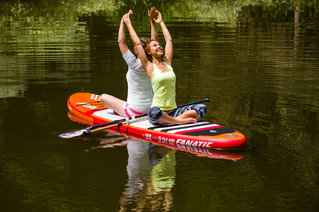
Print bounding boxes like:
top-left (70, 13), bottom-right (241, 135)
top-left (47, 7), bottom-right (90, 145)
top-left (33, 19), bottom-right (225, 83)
top-left (58, 129), bottom-right (89, 139)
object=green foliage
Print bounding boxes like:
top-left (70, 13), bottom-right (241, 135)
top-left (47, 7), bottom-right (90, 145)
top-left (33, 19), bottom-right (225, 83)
top-left (1, 0), bottom-right (319, 26)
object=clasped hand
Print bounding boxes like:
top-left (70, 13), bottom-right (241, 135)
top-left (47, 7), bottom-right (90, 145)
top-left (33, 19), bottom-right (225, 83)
top-left (123, 7), bottom-right (163, 24)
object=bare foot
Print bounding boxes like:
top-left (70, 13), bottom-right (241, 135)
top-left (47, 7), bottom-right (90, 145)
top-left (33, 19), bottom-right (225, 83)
top-left (175, 117), bottom-right (197, 124)
top-left (156, 111), bottom-right (198, 125)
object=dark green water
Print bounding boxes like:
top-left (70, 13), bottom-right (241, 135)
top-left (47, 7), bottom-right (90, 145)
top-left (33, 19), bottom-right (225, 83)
top-left (1, 1), bottom-right (319, 211)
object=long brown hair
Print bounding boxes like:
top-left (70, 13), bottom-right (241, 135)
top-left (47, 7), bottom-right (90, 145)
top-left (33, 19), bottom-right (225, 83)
top-left (139, 37), bottom-right (149, 47)
top-left (135, 37), bottom-right (150, 59)
top-left (143, 39), bottom-right (157, 62)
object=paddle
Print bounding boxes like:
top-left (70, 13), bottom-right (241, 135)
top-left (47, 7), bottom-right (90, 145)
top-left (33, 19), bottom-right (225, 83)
top-left (59, 98), bottom-right (210, 139)
top-left (59, 114), bottom-right (147, 139)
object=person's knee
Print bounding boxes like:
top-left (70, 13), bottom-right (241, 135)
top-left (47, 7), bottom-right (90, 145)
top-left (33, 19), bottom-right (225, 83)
top-left (148, 107), bottom-right (163, 125)
top-left (100, 94), bottom-right (114, 104)
top-left (100, 94), bottom-right (107, 101)
top-left (194, 104), bottom-right (207, 118)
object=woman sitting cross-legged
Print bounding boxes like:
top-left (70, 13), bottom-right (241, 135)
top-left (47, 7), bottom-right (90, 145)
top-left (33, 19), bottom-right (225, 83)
top-left (123, 9), bottom-right (206, 125)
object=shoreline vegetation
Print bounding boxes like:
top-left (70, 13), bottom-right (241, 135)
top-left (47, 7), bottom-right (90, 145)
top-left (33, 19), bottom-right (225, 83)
top-left (0, 0), bottom-right (318, 26)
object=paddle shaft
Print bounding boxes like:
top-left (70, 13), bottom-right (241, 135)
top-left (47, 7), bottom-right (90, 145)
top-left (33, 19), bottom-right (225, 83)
top-left (89, 116), bottom-right (149, 133)
top-left (87, 113), bottom-right (147, 132)
top-left (177, 98), bottom-right (210, 108)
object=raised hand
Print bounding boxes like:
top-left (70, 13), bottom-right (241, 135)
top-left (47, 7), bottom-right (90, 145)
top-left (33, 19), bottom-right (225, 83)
top-left (153, 10), bottom-right (162, 24)
top-left (121, 10), bottom-right (133, 25)
top-left (123, 11), bottom-right (132, 25)
top-left (148, 7), bottom-right (156, 20)
top-left (128, 9), bottom-right (133, 17)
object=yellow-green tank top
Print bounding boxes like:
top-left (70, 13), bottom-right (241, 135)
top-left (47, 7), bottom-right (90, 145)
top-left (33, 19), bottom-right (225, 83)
top-left (150, 62), bottom-right (177, 110)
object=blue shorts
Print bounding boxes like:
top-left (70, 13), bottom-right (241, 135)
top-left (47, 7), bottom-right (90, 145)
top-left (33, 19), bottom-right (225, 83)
top-left (148, 104), bottom-right (207, 125)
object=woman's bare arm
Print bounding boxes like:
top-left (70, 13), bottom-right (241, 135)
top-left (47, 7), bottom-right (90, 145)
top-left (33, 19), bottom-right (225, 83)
top-left (118, 15), bottom-right (129, 55)
top-left (123, 13), bottom-right (153, 78)
top-left (148, 7), bottom-right (158, 41)
top-left (154, 10), bottom-right (173, 64)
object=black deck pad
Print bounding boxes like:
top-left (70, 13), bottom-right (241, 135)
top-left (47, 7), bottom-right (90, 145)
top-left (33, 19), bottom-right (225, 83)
top-left (148, 121), bottom-right (207, 131)
top-left (151, 123), bottom-right (211, 133)
top-left (182, 127), bottom-right (235, 136)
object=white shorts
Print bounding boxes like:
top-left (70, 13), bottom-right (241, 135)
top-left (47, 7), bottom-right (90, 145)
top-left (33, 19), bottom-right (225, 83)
top-left (123, 102), bottom-right (145, 117)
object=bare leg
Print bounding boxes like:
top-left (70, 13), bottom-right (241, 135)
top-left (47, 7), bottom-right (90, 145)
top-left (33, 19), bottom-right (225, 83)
top-left (156, 110), bottom-right (198, 125)
top-left (100, 94), bottom-right (126, 117)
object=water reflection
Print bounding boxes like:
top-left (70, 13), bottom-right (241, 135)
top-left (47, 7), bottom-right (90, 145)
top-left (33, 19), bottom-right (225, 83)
top-left (0, 16), bottom-right (91, 98)
top-left (118, 140), bottom-right (175, 211)
top-left (88, 134), bottom-right (176, 211)
top-left (68, 111), bottom-right (244, 211)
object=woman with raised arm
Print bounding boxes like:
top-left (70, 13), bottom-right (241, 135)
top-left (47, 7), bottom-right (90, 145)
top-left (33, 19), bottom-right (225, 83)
top-left (123, 10), bottom-right (206, 125)
top-left (100, 8), bottom-right (157, 117)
